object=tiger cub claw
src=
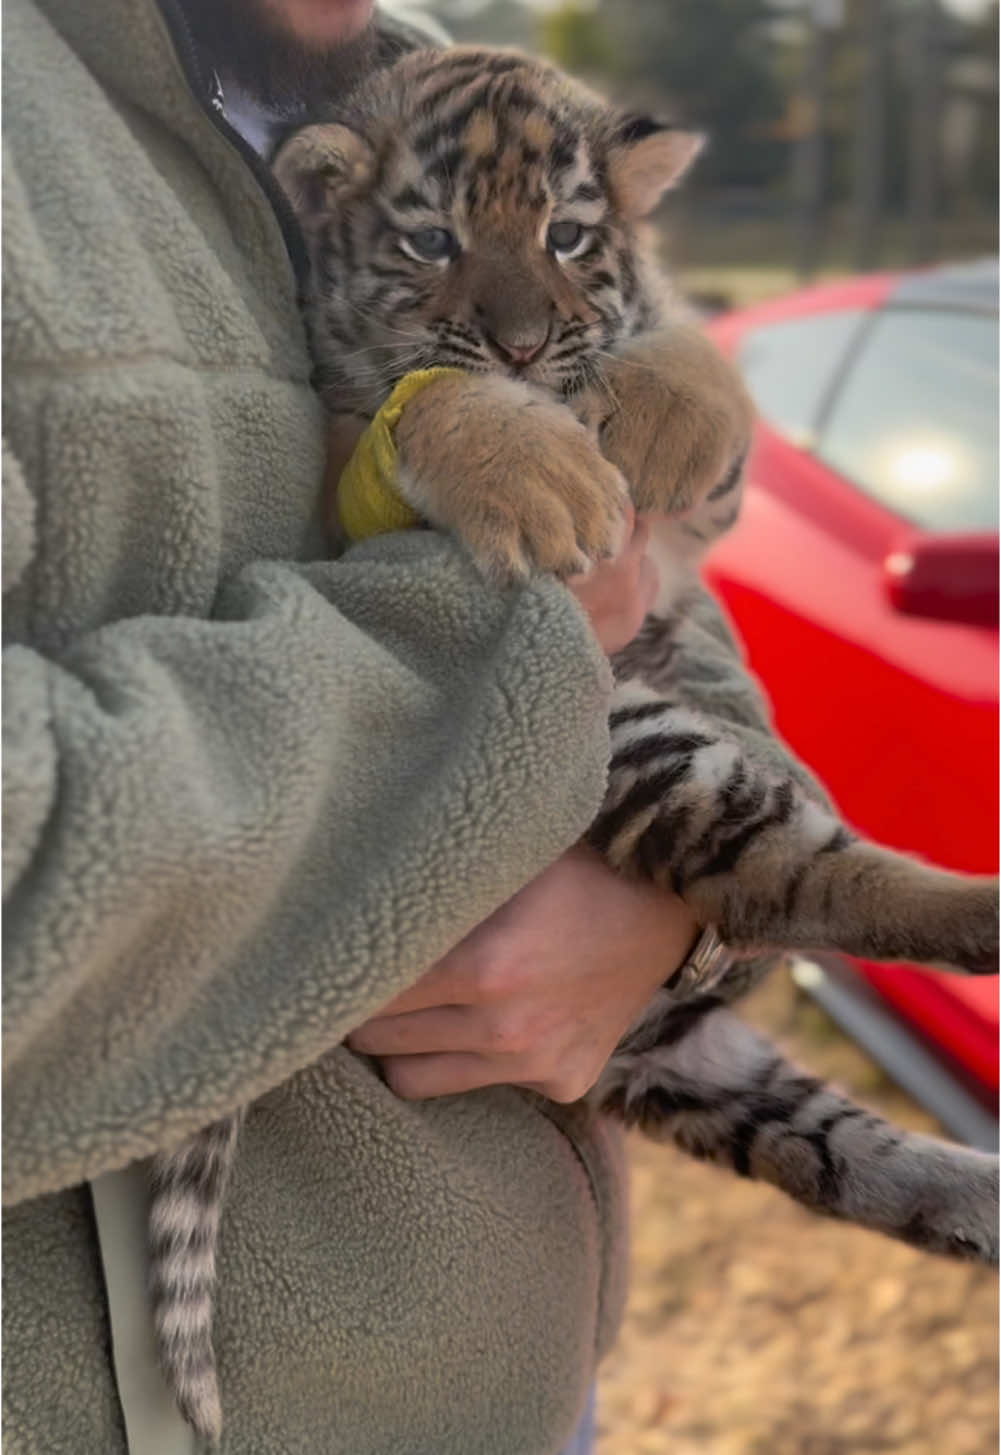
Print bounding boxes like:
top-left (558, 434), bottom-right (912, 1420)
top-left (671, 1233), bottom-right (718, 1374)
top-left (396, 376), bottom-right (630, 584)
top-left (911, 1150), bottom-right (999, 1266)
top-left (457, 437), bottom-right (629, 585)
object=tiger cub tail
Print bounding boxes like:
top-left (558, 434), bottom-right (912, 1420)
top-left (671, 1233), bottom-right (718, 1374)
top-left (148, 1112), bottom-right (243, 1445)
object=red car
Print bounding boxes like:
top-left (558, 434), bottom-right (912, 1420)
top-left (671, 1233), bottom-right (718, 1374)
top-left (702, 259), bottom-right (998, 1146)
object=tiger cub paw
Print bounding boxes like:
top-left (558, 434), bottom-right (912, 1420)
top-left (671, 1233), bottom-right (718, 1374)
top-left (911, 1148), bottom-right (999, 1265)
top-left (951, 875), bottom-right (999, 976)
top-left (396, 376), bottom-right (630, 582)
top-left (597, 324), bottom-right (754, 520)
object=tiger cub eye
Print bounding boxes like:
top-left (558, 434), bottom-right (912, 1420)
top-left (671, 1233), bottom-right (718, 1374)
top-left (403, 227), bottom-right (457, 262)
top-left (546, 220), bottom-right (586, 255)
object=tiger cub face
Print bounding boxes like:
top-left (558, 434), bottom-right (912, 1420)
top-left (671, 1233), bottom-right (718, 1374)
top-left (274, 47), bottom-right (702, 414)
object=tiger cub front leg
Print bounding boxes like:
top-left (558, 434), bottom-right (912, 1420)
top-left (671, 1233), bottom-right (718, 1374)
top-left (592, 322), bottom-right (754, 534)
top-left (391, 372), bottom-right (629, 582)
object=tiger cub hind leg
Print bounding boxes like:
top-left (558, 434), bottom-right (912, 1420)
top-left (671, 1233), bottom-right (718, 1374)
top-left (595, 1004), bottom-right (999, 1265)
top-left (595, 682), bottom-right (999, 976)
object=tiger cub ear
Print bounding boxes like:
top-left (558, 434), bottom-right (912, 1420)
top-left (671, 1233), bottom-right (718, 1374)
top-left (608, 117), bottom-right (705, 218)
top-left (272, 123), bottom-right (376, 222)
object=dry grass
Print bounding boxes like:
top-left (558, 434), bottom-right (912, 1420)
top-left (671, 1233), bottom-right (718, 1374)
top-left (597, 966), bottom-right (999, 1455)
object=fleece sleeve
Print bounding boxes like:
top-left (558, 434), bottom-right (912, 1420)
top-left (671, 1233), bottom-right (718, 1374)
top-left (2, 505), bottom-right (612, 1206)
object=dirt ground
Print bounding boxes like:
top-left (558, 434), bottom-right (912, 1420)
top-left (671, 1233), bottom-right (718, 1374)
top-left (597, 965), bottom-right (999, 1455)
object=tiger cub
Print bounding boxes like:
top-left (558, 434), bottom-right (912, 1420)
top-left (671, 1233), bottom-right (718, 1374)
top-left (149, 45), bottom-right (999, 1445)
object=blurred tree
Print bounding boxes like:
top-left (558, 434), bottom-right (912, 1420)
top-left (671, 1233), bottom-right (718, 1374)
top-left (946, 0), bottom-right (998, 211)
top-left (966, 1), bottom-right (995, 208)
top-left (853, 0), bottom-right (889, 267)
top-left (538, 3), bottom-right (611, 78)
top-left (791, 3), bottom-right (838, 278)
top-left (907, 0), bottom-right (944, 260)
top-left (432, 0), bottom-right (997, 263)
top-left (572, 0), bottom-right (790, 189)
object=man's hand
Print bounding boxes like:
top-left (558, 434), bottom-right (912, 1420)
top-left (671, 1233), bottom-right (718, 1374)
top-left (567, 506), bottom-right (659, 655)
top-left (347, 845), bottom-right (698, 1102)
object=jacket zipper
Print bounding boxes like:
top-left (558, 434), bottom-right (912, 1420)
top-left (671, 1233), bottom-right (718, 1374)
top-left (155, 0), bottom-right (311, 292)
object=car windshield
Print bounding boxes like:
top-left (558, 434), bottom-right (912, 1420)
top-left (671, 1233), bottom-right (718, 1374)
top-left (816, 308), bottom-right (999, 532)
top-left (738, 309), bottom-right (867, 446)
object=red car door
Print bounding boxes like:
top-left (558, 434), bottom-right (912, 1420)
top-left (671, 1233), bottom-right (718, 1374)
top-left (704, 280), bottom-right (998, 1096)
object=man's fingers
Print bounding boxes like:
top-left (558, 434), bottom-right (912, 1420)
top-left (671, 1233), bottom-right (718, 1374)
top-left (627, 513), bottom-right (651, 558)
top-left (365, 954), bottom-right (481, 1016)
top-left (381, 1052), bottom-right (511, 1100)
top-left (637, 550), bottom-right (660, 614)
top-left (348, 1005), bottom-right (478, 1057)
top-left (619, 498), bottom-right (636, 546)
top-left (381, 1052), bottom-right (602, 1103)
top-left (568, 503), bottom-right (640, 589)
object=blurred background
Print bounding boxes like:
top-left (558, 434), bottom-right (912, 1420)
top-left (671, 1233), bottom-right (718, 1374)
top-left (398, 3), bottom-right (999, 1451)
top-left (427, 0), bottom-right (998, 308)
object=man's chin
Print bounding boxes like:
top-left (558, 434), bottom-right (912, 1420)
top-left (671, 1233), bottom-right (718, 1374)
top-left (188, 0), bottom-right (380, 111)
top-left (267, 0), bottom-right (376, 46)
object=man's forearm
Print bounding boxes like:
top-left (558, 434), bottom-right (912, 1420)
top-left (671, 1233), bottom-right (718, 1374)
top-left (3, 532), bottom-right (611, 1204)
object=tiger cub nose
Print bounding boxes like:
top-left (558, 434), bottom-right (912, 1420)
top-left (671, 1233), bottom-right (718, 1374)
top-left (485, 326), bottom-right (551, 368)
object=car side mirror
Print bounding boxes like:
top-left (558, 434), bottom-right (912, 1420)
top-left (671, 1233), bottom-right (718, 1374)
top-left (883, 532), bottom-right (999, 629)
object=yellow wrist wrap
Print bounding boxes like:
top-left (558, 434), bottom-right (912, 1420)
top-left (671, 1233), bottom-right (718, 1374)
top-left (336, 367), bottom-right (465, 542)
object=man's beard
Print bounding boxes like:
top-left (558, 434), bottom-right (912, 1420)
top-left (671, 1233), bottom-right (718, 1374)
top-left (183, 0), bottom-right (378, 113)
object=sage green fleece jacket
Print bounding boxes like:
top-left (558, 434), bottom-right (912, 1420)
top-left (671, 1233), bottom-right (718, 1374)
top-left (2, 1), bottom-right (631, 1451)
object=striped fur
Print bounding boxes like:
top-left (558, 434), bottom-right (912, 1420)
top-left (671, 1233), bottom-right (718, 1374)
top-left (149, 1113), bottom-right (242, 1444)
top-left (273, 47), bottom-right (697, 416)
top-left (597, 993), bottom-right (997, 1262)
top-left (595, 677), bottom-right (997, 970)
top-left (150, 46), bottom-right (999, 1443)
